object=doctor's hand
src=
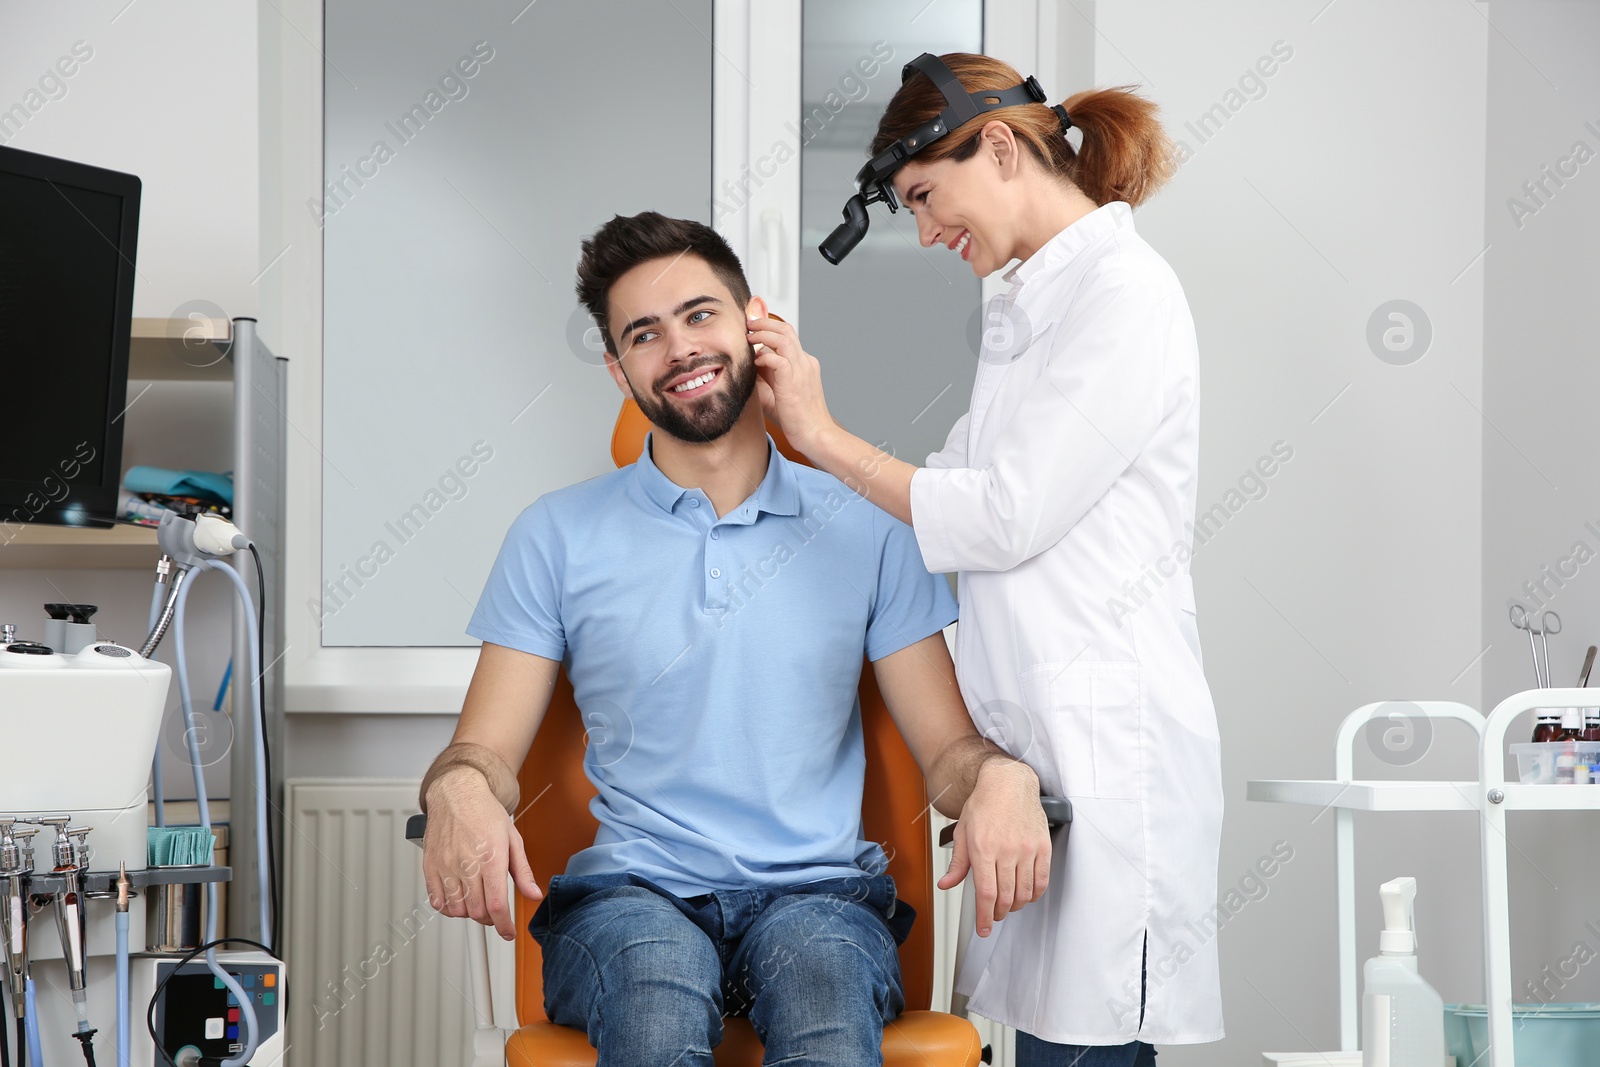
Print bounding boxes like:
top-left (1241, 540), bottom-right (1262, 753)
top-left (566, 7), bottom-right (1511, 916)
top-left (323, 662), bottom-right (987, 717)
top-left (747, 315), bottom-right (837, 454)
top-left (939, 759), bottom-right (1052, 937)
top-left (422, 768), bottom-right (542, 942)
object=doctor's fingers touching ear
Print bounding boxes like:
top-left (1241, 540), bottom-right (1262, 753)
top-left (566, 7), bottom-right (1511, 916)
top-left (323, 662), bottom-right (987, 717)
top-left (746, 316), bottom-right (834, 449)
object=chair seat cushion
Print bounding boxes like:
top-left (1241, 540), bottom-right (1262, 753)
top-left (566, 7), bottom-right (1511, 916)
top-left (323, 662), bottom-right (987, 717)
top-left (505, 1010), bottom-right (982, 1066)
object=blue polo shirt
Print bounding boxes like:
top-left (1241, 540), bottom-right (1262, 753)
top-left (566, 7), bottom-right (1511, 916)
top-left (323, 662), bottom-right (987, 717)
top-left (466, 432), bottom-right (957, 897)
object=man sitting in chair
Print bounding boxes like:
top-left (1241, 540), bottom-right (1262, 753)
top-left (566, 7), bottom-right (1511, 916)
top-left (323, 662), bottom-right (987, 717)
top-left (420, 212), bottom-right (1050, 1067)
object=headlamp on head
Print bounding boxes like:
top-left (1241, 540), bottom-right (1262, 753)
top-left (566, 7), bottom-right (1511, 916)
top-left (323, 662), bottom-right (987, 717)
top-left (819, 53), bottom-right (1068, 264)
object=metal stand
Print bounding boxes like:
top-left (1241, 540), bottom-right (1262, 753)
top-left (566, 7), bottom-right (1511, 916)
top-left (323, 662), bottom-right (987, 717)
top-left (225, 318), bottom-right (288, 948)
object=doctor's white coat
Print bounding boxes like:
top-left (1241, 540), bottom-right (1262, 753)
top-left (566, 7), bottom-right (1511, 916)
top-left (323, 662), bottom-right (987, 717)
top-left (909, 201), bottom-right (1225, 1045)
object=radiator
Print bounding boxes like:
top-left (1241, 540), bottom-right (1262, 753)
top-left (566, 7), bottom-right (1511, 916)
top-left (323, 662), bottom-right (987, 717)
top-left (283, 779), bottom-right (478, 1067)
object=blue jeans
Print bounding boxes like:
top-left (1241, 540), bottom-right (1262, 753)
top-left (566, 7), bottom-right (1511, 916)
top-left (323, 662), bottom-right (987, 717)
top-left (1014, 1035), bottom-right (1156, 1067)
top-left (529, 872), bottom-right (912, 1066)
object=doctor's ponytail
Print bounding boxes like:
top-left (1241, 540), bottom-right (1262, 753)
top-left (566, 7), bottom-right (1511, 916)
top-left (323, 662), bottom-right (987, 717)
top-left (872, 53), bottom-right (1177, 209)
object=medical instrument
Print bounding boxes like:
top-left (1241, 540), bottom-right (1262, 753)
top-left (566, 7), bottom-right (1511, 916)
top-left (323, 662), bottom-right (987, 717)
top-left (0, 822), bottom-right (38, 1067)
top-left (116, 866), bottom-right (131, 1067)
top-left (0, 509), bottom-right (281, 1066)
top-left (1579, 645), bottom-right (1595, 687)
top-left (1509, 604), bottom-right (1549, 686)
top-left (37, 816), bottom-right (101, 1065)
top-left (819, 53), bottom-right (1068, 264)
top-left (1538, 611), bottom-right (1561, 690)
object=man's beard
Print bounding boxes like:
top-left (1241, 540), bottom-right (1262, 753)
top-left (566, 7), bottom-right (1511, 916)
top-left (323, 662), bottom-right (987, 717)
top-left (629, 345), bottom-right (758, 444)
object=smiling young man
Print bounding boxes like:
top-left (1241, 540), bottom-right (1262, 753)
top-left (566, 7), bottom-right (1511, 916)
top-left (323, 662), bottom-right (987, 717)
top-left (418, 212), bottom-right (1050, 1066)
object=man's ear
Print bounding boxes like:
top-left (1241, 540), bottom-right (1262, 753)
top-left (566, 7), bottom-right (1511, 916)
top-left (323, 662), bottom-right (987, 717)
top-left (602, 347), bottom-right (632, 396)
top-left (745, 294), bottom-right (769, 325)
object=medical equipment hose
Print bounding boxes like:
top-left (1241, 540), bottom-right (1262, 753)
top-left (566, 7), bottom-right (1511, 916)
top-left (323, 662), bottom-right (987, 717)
top-left (197, 558), bottom-right (273, 953)
top-left (146, 572), bottom-right (183, 828)
top-left (171, 572), bottom-right (259, 1067)
top-left (23, 981), bottom-right (40, 1067)
top-left (115, 913), bottom-right (128, 1067)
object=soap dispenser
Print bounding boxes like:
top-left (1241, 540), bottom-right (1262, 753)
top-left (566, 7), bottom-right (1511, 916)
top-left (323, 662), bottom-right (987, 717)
top-left (1362, 876), bottom-right (1445, 1067)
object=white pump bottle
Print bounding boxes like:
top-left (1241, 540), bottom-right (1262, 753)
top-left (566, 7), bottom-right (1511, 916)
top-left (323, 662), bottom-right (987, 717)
top-left (1362, 876), bottom-right (1445, 1067)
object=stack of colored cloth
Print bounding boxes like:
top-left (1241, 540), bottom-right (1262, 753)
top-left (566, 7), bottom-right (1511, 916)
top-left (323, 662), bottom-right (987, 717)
top-left (120, 466), bottom-right (234, 526)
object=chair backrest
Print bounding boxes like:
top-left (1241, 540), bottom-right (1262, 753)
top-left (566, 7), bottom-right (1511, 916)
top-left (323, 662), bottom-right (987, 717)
top-left (512, 398), bottom-right (936, 1025)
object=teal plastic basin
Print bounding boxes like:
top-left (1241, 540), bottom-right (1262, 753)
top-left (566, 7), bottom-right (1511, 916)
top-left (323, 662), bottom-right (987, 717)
top-left (1444, 1003), bottom-right (1600, 1066)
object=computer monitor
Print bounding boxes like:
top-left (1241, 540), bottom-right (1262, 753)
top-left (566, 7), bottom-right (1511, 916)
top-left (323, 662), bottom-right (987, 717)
top-left (0, 144), bottom-right (140, 531)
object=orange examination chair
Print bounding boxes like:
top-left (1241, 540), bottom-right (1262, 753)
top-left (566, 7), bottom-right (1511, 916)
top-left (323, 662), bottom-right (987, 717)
top-left (412, 400), bottom-right (991, 1065)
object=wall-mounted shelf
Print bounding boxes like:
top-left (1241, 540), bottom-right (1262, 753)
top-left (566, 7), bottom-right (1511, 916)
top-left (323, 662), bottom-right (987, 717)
top-left (129, 316), bottom-right (234, 381)
top-left (0, 522), bottom-right (160, 569)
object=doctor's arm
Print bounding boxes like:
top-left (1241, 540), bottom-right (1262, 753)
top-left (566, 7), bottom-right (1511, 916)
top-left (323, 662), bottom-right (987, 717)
top-left (419, 642), bottom-right (559, 941)
top-left (750, 261), bottom-right (1168, 572)
top-left (872, 632), bottom-right (1052, 936)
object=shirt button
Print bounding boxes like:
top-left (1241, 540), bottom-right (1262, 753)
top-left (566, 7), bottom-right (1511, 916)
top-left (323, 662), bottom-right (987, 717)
top-left (710, 530), bottom-right (720, 540)
top-left (709, 567), bottom-right (721, 578)
top-left (689, 498), bottom-right (700, 508)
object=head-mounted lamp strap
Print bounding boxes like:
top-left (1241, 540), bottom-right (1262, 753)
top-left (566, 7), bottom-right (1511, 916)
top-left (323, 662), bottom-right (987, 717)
top-left (902, 53), bottom-right (1048, 128)
top-left (856, 54), bottom-right (1052, 207)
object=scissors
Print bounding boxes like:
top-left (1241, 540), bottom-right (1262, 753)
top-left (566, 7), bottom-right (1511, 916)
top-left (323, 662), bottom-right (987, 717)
top-left (1508, 605), bottom-right (1561, 687)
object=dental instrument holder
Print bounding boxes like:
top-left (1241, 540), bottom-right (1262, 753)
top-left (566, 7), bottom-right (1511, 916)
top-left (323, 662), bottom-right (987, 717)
top-left (43, 604), bottom-right (100, 657)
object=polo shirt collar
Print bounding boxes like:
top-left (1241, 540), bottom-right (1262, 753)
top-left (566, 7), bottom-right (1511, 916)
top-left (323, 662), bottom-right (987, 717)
top-left (1004, 200), bottom-right (1133, 291)
top-left (634, 431), bottom-right (801, 519)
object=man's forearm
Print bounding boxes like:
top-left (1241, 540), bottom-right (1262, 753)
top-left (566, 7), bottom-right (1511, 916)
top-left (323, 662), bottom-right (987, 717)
top-left (419, 742), bottom-right (521, 815)
top-left (927, 735), bottom-right (1040, 818)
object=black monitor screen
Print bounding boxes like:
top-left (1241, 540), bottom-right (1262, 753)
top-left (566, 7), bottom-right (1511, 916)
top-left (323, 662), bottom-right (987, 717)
top-left (0, 148), bottom-right (138, 529)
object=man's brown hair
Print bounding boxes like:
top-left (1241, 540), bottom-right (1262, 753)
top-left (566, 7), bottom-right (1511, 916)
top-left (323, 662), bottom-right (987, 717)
top-left (575, 212), bottom-right (751, 355)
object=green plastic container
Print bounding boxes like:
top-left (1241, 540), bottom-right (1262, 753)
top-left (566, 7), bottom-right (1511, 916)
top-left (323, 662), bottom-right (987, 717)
top-left (1444, 1003), bottom-right (1600, 1066)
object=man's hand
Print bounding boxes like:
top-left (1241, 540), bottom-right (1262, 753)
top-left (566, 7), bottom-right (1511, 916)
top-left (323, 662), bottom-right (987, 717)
top-left (421, 767), bottom-right (542, 941)
top-left (937, 759), bottom-right (1051, 937)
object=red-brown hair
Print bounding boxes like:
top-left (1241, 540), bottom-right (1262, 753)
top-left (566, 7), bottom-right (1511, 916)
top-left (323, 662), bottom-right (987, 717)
top-left (871, 53), bottom-right (1176, 208)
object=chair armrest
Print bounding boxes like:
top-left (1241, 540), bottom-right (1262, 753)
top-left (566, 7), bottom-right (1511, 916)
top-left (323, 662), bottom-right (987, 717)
top-left (406, 812), bottom-right (427, 848)
top-left (937, 795), bottom-right (1071, 848)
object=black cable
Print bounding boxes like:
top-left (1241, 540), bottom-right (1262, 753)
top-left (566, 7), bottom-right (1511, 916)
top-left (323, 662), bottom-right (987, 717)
top-left (15, 1016), bottom-right (23, 1067)
top-left (145, 937), bottom-right (280, 1067)
top-left (0, 979), bottom-right (9, 1067)
top-left (70, 1028), bottom-right (97, 1066)
top-left (245, 543), bottom-right (279, 958)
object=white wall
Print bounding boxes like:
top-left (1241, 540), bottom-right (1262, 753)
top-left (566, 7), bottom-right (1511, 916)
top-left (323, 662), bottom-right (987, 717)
top-left (0, 0), bottom-right (260, 320)
top-left (1099, 1), bottom-right (1489, 1061)
top-left (1482, 0), bottom-right (1600, 1006)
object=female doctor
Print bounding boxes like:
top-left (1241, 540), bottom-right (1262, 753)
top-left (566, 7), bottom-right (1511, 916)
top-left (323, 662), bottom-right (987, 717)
top-left (748, 53), bottom-right (1223, 1067)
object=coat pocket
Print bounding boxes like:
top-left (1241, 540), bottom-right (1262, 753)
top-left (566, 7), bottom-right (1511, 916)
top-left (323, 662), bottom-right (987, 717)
top-left (1019, 660), bottom-right (1142, 801)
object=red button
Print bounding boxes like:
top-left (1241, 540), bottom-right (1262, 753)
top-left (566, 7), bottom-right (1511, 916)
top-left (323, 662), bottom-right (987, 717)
top-left (228, 1008), bottom-right (239, 1022)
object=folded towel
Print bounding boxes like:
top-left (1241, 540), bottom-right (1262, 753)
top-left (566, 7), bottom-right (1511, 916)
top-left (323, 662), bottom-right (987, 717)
top-left (123, 466), bottom-right (234, 507)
